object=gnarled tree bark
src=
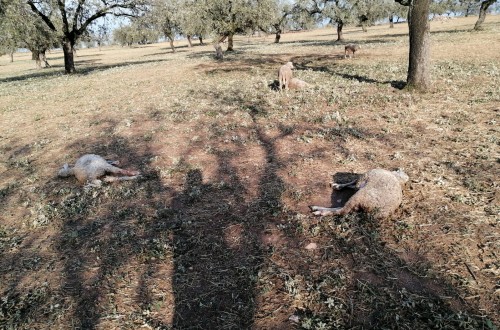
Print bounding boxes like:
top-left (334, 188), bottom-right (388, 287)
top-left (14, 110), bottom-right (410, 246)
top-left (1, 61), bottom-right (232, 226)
top-left (474, 0), bottom-right (497, 30)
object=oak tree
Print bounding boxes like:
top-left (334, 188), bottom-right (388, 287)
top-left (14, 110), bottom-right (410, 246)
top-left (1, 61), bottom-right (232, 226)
top-left (204, 0), bottom-right (277, 51)
top-left (26, 0), bottom-right (146, 73)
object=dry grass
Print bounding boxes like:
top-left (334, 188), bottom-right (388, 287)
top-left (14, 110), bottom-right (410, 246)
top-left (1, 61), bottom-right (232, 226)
top-left (0, 15), bottom-right (499, 329)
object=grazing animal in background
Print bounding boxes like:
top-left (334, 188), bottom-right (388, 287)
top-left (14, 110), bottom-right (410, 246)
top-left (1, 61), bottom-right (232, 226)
top-left (288, 77), bottom-right (310, 90)
top-left (344, 44), bottom-right (360, 58)
top-left (58, 154), bottom-right (140, 187)
top-left (310, 168), bottom-right (409, 219)
top-left (214, 43), bottom-right (224, 60)
top-left (278, 62), bottom-right (294, 91)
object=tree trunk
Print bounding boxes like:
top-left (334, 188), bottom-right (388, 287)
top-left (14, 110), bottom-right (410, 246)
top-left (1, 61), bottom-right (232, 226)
top-left (274, 31), bottom-right (281, 43)
top-left (474, 0), bottom-right (496, 30)
top-left (32, 50), bottom-right (42, 69)
top-left (360, 15), bottom-right (368, 32)
top-left (227, 34), bottom-right (234, 51)
top-left (187, 35), bottom-right (193, 47)
top-left (9, 51), bottom-right (14, 62)
top-left (389, 15), bottom-right (394, 28)
top-left (199, 36), bottom-right (204, 45)
top-left (406, 0), bottom-right (431, 91)
top-left (40, 50), bottom-right (50, 67)
top-left (336, 21), bottom-right (344, 41)
top-left (214, 43), bottom-right (223, 60)
top-left (274, 24), bottom-right (281, 43)
top-left (62, 39), bottom-right (76, 74)
top-left (168, 37), bottom-right (176, 53)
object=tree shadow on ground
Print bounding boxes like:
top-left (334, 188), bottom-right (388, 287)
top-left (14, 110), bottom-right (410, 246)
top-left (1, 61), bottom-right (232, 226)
top-left (367, 27), bottom-right (472, 41)
top-left (291, 55), bottom-right (407, 89)
top-left (334, 72), bottom-right (406, 89)
top-left (142, 49), bottom-right (190, 57)
top-left (192, 53), bottom-right (296, 75)
top-left (278, 38), bottom-right (400, 48)
top-left (0, 91), bottom-right (497, 329)
top-left (191, 52), bottom-right (407, 90)
top-left (72, 53), bottom-right (104, 59)
top-left (0, 59), bottom-right (170, 83)
top-left (0, 110), bottom-right (298, 328)
top-left (147, 99), bottom-right (299, 327)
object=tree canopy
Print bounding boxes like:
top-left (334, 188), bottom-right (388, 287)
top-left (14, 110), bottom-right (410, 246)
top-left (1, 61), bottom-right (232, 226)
top-left (0, 1), bottom-right (59, 65)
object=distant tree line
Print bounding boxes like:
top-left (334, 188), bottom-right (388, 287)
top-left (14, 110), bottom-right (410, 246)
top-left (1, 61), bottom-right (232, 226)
top-left (0, 0), bottom-right (497, 90)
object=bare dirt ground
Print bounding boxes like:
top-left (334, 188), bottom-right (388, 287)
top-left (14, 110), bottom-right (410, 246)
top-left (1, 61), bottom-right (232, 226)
top-left (0, 16), bottom-right (499, 329)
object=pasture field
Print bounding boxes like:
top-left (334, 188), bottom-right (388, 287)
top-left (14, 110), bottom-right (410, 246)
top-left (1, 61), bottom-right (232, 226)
top-left (0, 15), bottom-right (499, 329)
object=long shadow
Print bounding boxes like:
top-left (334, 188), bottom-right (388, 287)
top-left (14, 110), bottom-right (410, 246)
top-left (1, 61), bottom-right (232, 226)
top-left (168, 158), bottom-right (260, 328)
top-left (73, 53), bottom-right (104, 58)
top-left (335, 72), bottom-right (406, 89)
top-left (191, 51), bottom-right (407, 90)
top-left (0, 69), bottom-right (65, 83)
top-left (278, 38), bottom-right (400, 48)
top-left (367, 28), bottom-right (472, 41)
top-left (49, 107), bottom-right (292, 329)
top-left (45, 56), bottom-right (65, 61)
top-left (164, 105), bottom-right (293, 327)
top-left (0, 59), bottom-right (170, 83)
top-left (291, 56), bottom-right (406, 89)
top-left (192, 52), bottom-right (311, 74)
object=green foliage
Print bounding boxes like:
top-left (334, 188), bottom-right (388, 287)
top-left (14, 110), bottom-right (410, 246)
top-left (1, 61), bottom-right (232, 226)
top-left (178, 0), bottom-right (211, 39)
top-left (0, 2), bottom-right (59, 61)
top-left (113, 22), bottom-right (160, 46)
top-left (388, 0), bottom-right (409, 19)
top-left (203, 0), bottom-right (278, 37)
top-left (356, 0), bottom-right (396, 29)
top-left (431, 0), bottom-right (463, 15)
top-left (147, 0), bottom-right (183, 41)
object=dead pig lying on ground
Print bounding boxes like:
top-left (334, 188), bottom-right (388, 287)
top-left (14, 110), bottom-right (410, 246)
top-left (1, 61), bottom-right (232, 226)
top-left (58, 154), bottom-right (141, 187)
top-left (310, 168), bottom-right (409, 219)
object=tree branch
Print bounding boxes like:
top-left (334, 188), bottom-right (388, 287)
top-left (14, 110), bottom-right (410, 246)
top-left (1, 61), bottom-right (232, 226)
top-left (26, 0), bottom-right (57, 31)
top-left (73, 0), bottom-right (86, 32)
top-left (77, 3), bottom-right (138, 35)
top-left (57, 0), bottom-right (70, 34)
